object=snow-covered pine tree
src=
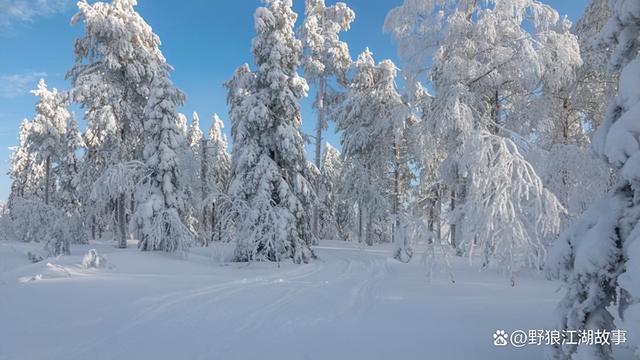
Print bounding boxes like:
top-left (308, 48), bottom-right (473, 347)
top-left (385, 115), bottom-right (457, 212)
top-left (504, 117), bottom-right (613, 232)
top-left (177, 112), bottom-right (202, 242)
top-left (68, 0), bottom-right (167, 241)
top-left (317, 143), bottom-right (343, 241)
top-left (177, 113), bottom-right (189, 137)
top-left (572, 0), bottom-right (618, 134)
top-left (547, 1), bottom-right (640, 358)
top-left (57, 112), bottom-right (87, 244)
top-left (188, 113), bottom-right (204, 157)
top-left (520, 12), bottom-right (612, 227)
top-left (28, 81), bottom-right (77, 255)
top-left (335, 49), bottom-right (412, 254)
top-left (27, 79), bottom-right (70, 206)
top-left (335, 49), bottom-right (388, 246)
top-left (7, 119), bottom-right (48, 244)
top-left (69, 0), bottom-right (165, 161)
top-left (225, 0), bottom-right (314, 264)
top-left (384, 0), bottom-right (456, 249)
top-left (8, 119), bottom-right (44, 207)
top-left (184, 112), bottom-right (206, 244)
top-left (200, 114), bottom-right (231, 244)
top-left (206, 114), bottom-right (231, 194)
top-left (300, 0), bottom-right (354, 238)
top-left (533, 0), bottom-right (616, 221)
top-left (7, 80), bottom-right (81, 254)
top-left (130, 64), bottom-right (193, 253)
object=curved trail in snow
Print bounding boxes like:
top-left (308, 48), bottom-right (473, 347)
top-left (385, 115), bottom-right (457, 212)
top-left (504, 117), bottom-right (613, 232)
top-left (0, 240), bottom-right (567, 360)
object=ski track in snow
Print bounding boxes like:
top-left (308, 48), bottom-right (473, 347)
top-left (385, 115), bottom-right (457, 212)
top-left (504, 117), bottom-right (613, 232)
top-left (3, 240), bottom-right (627, 360)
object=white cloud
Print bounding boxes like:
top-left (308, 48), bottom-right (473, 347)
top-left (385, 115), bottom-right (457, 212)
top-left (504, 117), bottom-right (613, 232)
top-left (0, 0), bottom-right (72, 32)
top-left (0, 71), bottom-right (48, 98)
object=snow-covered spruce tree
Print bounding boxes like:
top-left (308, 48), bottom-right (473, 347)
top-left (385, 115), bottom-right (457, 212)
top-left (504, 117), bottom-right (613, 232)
top-left (130, 66), bottom-right (193, 253)
top-left (8, 119), bottom-right (44, 207)
top-left (335, 50), bottom-right (413, 256)
top-left (223, 64), bottom-right (254, 244)
top-left (335, 49), bottom-right (388, 246)
top-left (317, 143), bottom-right (343, 240)
top-left (187, 113), bottom-right (204, 160)
top-left (56, 112), bottom-right (87, 244)
top-left (200, 114), bottom-right (231, 245)
top-left (176, 112), bottom-right (200, 242)
top-left (177, 113), bottom-right (189, 137)
top-left (206, 114), bottom-right (231, 193)
top-left (68, 0), bottom-right (166, 240)
top-left (184, 112), bottom-right (207, 244)
top-left (300, 0), bottom-right (354, 238)
top-left (225, 0), bottom-right (314, 264)
top-left (547, 2), bottom-right (640, 358)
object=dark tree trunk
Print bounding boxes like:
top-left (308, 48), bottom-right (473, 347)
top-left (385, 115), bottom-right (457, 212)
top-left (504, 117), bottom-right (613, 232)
top-left (44, 155), bottom-right (51, 205)
top-left (118, 192), bottom-right (127, 248)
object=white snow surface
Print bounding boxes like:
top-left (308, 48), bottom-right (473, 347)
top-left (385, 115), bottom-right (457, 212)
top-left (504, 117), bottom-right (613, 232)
top-left (0, 240), bottom-right (632, 360)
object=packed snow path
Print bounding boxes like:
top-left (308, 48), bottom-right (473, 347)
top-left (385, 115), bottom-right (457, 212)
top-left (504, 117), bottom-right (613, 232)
top-left (1, 240), bottom-right (565, 360)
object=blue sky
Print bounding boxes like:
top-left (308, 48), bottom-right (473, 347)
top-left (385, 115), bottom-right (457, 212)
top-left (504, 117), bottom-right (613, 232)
top-left (0, 0), bottom-right (589, 200)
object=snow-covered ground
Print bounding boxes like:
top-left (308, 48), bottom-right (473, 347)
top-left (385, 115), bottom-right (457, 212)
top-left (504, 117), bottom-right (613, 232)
top-left (0, 240), bottom-right (630, 360)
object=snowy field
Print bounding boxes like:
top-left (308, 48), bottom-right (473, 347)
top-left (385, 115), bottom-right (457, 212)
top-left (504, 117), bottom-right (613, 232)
top-left (3, 239), bottom-right (626, 360)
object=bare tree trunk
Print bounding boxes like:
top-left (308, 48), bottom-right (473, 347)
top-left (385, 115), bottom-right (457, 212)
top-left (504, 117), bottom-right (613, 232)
top-left (466, 0), bottom-right (477, 20)
top-left (365, 212), bottom-right (373, 247)
top-left (392, 139), bottom-right (403, 255)
top-left (450, 187), bottom-right (457, 250)
top-left (118, 192), bottom-right (127, 248)
top-left (44, 155), bottom-right (51, 205)
top-left (452, 179), bottom-right (466, 255)
top-left (312, 78), bottom-right (326, 244)
top-left (91, 215), bottom-right (96, 241)
top-left (211, 203), bottom-right (220, 245)
top-left (428, 185), bottom-right (441, 245)
top-left (357, 200), bottom-right (363, 244)
top-left (490, 89), bottom-right (500, 135)
top-left (201, 138), bottom-right (209, 246)
top-left (435, 186), bottom-right (442, 244)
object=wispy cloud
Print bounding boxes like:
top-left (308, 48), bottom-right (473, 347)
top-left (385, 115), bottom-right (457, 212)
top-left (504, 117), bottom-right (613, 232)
top-left (0, 0), bottom-right (73, 33)
top-left (0, 72), bottom-right (47, 98)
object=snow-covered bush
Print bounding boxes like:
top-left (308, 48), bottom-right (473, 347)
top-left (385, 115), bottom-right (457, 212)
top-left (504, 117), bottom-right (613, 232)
top-left (0, 208), bottom-right (15, 242)
top-left (45, 221), bottom-right (71, 257)
top-left (9, 199), bottom-right (73, 257)
top-left (10, 199), bottom-right (61, 244)
top-left (81, 249), bottom-right (108, 269)
top-left (27, 251), bottom-right (44, 263)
